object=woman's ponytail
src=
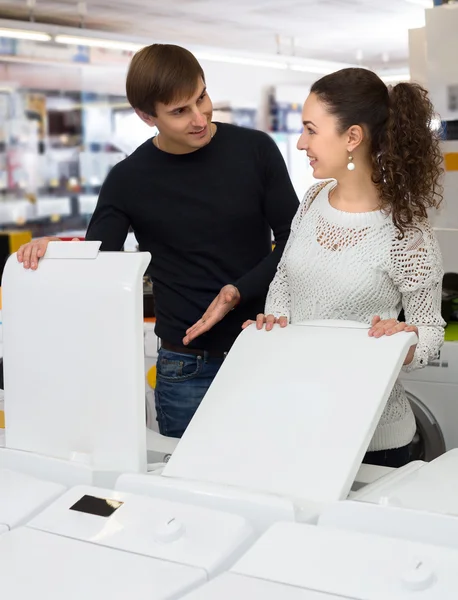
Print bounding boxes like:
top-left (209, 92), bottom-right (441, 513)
top-left (376, 82), bottom-right (443, 236)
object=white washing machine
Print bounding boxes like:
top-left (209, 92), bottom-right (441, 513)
top-left (0, 484), bottom-right (255, 600)
top-left (318, 449), bottom-right (458, 554)
top-left (182, 520), bottom-right (458, 599)
top-left (118, 321), bottom-right (419, 532)
top-left (400, 340), bottom-right (458, 460)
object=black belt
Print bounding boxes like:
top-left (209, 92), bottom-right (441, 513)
top-left (161, 340), bottom-right (227, 359)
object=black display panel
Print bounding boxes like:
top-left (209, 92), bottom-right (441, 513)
top-left (69, 495), bottom-right (123, 517)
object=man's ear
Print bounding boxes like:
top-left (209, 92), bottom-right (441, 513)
top-left (135, 108), bottom-right (156, 127)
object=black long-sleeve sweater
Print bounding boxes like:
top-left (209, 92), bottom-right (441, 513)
top-left (86, 122), bottom-right (299, 351)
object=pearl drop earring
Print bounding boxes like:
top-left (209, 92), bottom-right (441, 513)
top-left (347, 155), bottom-right (355, 171)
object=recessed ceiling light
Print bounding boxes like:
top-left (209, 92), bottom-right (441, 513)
top-left (194, 52), bottom-right (289, 69)
top-left (404, 0), bottom-right (433, 7)
top-left (0, 28), bottom-right (51, 42)
top-left (379, 72), bottom-right (411, 83)
top-left (54, 35), bottom-right (143, 52)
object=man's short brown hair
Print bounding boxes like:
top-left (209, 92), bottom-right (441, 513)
top-left (126, 44), bottom-right (205, 116)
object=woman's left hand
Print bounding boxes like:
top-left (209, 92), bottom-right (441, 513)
top-left (368, 316), bottom-right (418, 338)
top-left (369, 316), bottom-right (418, 365)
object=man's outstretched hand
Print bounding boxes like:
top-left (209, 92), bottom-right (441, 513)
top-left (183, 284), bottom-right (241, 346)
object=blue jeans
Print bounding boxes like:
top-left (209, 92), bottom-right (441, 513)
top-left (154, 347), bottom-right (224, 438)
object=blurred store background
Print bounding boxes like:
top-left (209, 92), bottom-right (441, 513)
top-left (0, 0), bottom-right (456, 271)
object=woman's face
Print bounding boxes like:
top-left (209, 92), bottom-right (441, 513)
top-left (297, 92), bottom-right (351, 180)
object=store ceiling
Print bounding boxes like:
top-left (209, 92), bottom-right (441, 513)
top-left (0, 0), bottom-right (431, 69)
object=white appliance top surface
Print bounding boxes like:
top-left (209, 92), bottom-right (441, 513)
top-left (200, 521), bottom-right (458, 599)
top-left (181, 572), bottom-right (335, 599)
top-left (27, 485), bottom-right (254, 576)
top-left (318, 498), bottom-right (458, 552)
top-left (354, 448), bottom-right (458, 514)
top-left (0, 527), bottom-right (203, 600)
top-left (0, 468), bottom-right (65, 528)
top-left (164, 322), bottom-right (416, 503)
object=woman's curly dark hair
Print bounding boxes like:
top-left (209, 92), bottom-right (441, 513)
top-left (311, 68), bottom-right (443, 237)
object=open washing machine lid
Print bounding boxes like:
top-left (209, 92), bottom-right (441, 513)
top-left (181, 521), bottom-right (458, 599)
top-left (0, 484), bottom-right (255, 599)
top-left (163, 321), bottom-right (417, 505)
top-left (1, 243), bottom-right (151, 478)
top-left (0, 468), bottom-right (65, 533)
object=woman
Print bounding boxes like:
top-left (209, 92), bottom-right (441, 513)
top-left (244, 68), bottom-right (445, 468)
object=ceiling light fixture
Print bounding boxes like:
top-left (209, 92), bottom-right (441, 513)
top-left (0, 27), bottom-right (51, 42)
top-left (194, 52), bottom-right (289, 70)
top-left (404, 0), bottom-right (433, 7)
top-left (290, 64), bottom-right (345, 75)
top-left (195, 52), bottom-right (359, 74)
top-left (379, 72), bottom-right (411, 83)
top-left (0, 21), bottom-right (411, 80)
top-left (54, 35), bottom-right (143, 52)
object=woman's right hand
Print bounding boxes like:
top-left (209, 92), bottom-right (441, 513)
top-left (17, 236), bottom-right (66, 270)
top-left (242, 313), bottom-right (288, 331)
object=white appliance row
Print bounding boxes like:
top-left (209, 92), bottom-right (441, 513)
top-left (1, 243), bottom-right (458, 598)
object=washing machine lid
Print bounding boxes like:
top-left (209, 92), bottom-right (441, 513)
top-left (183, 521), bottom-right (458, 600)
top-left (164, 321), bottom-right (417, 504)
top-left (0, 527), bottom-right (204, 600)
top-left (2, 243), bottom-right (151, 474)
top-left (26, 485), bottom-right (254, 576)
top-left (0, 468), bottom-right (65, 528)
top-left (181, 572), bottom-right (338, 599)
top-left (351, 448), bottom-right (458, 515)
top-left (318, 499), bottom-right (458, 552)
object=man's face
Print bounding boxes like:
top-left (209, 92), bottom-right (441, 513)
top-left (138, 77), bottom-right (213, 154)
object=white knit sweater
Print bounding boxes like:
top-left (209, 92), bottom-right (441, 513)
top-left (265, 180), bottom-right (445, 452)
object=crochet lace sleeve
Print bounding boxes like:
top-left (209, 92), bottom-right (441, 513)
top-left (265, 182), bottom-right (325, 319)
top-left (391, 221), bottom-right (445, 372)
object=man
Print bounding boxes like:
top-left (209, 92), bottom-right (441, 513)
top-left (17, 44), bottom-right (299, 438)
